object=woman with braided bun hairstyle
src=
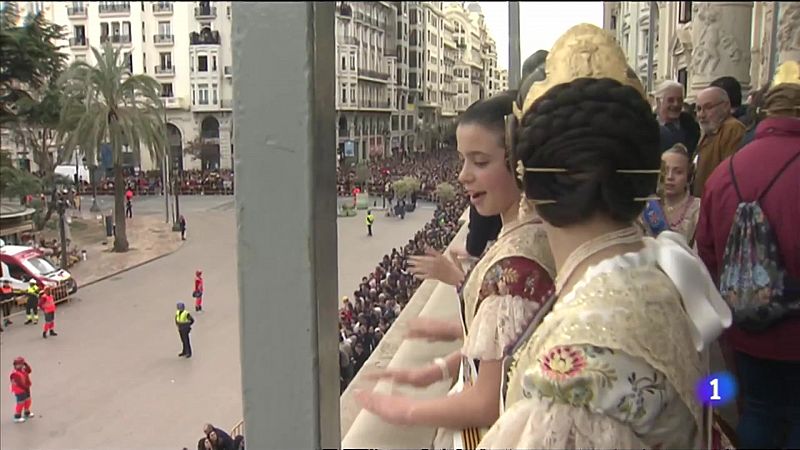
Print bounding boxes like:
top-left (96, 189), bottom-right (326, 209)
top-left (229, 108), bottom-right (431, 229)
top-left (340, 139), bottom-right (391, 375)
top-left (356, 87), bottom-right (556, 450)
top-left (478, 24), bottom-right (733, 449)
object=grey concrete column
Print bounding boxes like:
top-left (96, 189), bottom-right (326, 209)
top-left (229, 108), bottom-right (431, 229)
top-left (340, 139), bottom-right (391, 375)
top-left (689, 2), bottom-right (753, 98)
top-left (508, 1), bottom-right (521, 89)
top-left (233, 2), bottom-right (340, 450)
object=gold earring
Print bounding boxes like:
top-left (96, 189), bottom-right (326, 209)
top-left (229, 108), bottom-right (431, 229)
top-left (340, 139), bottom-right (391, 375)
top-left (516, 160), bottom-right (525, 183)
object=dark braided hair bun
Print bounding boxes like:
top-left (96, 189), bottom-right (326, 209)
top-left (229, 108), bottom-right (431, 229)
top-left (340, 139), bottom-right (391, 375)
top-left (516, 77), bottom-right (660, 227)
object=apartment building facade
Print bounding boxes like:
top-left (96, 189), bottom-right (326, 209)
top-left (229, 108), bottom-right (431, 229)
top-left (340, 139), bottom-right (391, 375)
top-left (3, 1), bottom-right (504, 169)
top-left (2, 0), bottom-right (234, 173)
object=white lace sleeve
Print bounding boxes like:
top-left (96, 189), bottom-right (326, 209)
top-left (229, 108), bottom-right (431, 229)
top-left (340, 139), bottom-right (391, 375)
top-left (461, 294), bottom-right (540, 361)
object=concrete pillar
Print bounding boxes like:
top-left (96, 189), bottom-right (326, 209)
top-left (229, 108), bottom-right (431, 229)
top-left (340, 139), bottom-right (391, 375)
top-left (689, 2), bottom-right (753, 99)
top-left (233, 3), bottom-right (339, 450)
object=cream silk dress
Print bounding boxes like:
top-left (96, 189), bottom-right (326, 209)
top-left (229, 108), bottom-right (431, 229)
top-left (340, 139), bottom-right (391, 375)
top-left (479, 231), bottom-right (731, 449)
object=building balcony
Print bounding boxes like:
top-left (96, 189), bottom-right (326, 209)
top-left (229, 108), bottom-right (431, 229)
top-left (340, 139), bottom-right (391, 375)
top-left (161, 96), bottom-right (187, 109)
top-left (154, 34), bottom-right (174, 45)
top-left (154, 65), bottom-right (175, 76)
top-left (190, 30), bottom-right (221, 45)
top-left (69, 37), bottom-right (89, 48)
top-left (98, 2), bottom-right (131, 15)
top-left (195, 6), bottom-right (217, 19)
top-left (67, 6), bottom-right (87, 18)
top-left (220, 99), bottom-right (233, 110)
top-left (153, 2), bottom-right (173, 14)
top-left (192, 101), bottom-right (222, 112)
top-left (101, 34), bottom-right (132, 45)
top-left (224, 66), bottom-right (232, 77)
top-left (360, 100), bottom-right (393, 111)
top-left (340, 36), bottom-right (359, 46)
top-left (357, 69), bottom-right (391, 82)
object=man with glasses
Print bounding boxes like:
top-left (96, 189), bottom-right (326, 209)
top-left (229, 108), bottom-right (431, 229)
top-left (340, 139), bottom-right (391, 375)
top-left (654, 80), bottom-right (701, 157)
top-left (692, 86), bottom-right (745, 197)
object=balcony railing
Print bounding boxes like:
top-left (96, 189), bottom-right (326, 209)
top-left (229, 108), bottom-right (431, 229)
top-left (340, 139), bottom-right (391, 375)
top-left (67, 6), bottom-right (87, 17)
top-left (220, 99), bottom-right (233, 109)
top-left (69, 37), bottom-right (88, 48)
top-left (358, 69), bottom-right (390, 81)
top-left (224, 66), bottom-right (232, 76)
top-left (190, 30), bottom-right (221, 45)
top-left (101, 34), bottom-right (132, 44)
top-left (154, 34), bottom-right (174, 44)
top-left (362, 100), bottom-right (392, 109)
top-left (153, 2), bottom-right (173, 13)
top-left (195, 6), bottom-right (217, 18)
top-left (98, 2), bottom-right (131, 14)
top-left (154, 65), bottom-right (175, 75)
top-left (340, 36), bottom-right (359, 45)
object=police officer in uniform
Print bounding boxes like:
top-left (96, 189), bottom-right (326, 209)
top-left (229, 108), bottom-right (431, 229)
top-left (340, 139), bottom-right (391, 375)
top-left (175, 302), bottom-right (195, 358)
top-left (366, 210), bottom-right (375, 237)
top-left (24, 280), bottom-right (40, 325)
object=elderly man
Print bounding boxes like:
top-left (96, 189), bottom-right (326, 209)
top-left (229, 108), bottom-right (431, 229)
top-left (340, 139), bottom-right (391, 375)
top-left (692, 86), bottom-right (745, 197)
top-left (654, 80), bottom-right (701, 156)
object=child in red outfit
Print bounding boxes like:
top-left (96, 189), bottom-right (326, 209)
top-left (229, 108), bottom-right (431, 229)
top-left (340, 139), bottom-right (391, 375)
top-left (9, 357), bottom-right (33, 423)
top-left (194, 270), bottom-right (204, 312)
top-left (38, 289), bottom-right (57, 339)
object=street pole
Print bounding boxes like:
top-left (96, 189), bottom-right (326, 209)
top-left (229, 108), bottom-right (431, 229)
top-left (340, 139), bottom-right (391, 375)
top-left (508, 1), bottom-right (521, 89)
top-left (172, 168), bottom-right (181, 232)
top-left (163, 153), bottom-right (170, 224)
top-left (89, 164), bottom-right (100, 212)
top-left (646, 2), bottom-right (657, 96)
top-left (57, 197), bottom-right (68, 270)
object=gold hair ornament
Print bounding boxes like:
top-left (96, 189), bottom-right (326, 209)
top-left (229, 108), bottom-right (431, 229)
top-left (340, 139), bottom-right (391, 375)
top-left (771, 60), bottom-right (800, 88)
top-left (512, 24), bottom-right (658, 206)
top-left (513, 24), bottom-right (646, 121)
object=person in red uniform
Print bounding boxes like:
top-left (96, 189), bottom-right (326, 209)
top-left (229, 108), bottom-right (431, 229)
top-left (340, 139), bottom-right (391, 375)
top-left (9, 356), bottom-right (33, 423)
top-left (38, 288), bottom-right (57, 339)
top-left (193, 270), bottom-right (204, 312)
top-left (125, 187), bottom-right (134, 218)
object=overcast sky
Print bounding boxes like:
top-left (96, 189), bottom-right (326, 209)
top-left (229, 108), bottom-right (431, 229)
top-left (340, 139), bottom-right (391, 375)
top-left (477, 2), bottom-right (604, 70)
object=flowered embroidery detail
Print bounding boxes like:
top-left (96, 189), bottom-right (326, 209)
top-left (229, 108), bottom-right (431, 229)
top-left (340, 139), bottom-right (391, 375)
top-left (540, 346), bottom-right (587, 381)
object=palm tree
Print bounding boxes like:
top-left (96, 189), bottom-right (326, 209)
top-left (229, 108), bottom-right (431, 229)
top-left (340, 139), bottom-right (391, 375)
top-left (58, 42), bottom-right (167, 252)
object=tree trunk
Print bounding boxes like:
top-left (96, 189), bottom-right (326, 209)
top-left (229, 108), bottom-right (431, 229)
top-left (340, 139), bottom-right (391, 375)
top-left (34, 182), bottom-right (58, 231)
top-left (113, 163), bottom-right (129, 252)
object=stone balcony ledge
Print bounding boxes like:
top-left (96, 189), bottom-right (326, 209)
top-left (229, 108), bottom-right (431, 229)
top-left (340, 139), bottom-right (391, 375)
top-left (340, 209), bottom-right (469, 448)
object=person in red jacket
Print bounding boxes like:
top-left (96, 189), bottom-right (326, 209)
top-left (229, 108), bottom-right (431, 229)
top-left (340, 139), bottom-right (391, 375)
top-left (695, 72), bottom-right (800, 448)
top-left (38, 288), bottom-right (57, 339)
top-left (194, 270), bottom-right (204, 312)
top-left (9, 356), bottom-right (33, 423)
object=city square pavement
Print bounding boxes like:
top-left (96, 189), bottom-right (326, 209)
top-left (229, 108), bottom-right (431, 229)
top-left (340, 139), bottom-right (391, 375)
top-left (0, 195), bottom-right (433, 450)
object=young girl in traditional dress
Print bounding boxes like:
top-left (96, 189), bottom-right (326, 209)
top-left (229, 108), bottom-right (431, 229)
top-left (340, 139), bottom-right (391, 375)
top-left (355, 91), bottom-right (555, 449)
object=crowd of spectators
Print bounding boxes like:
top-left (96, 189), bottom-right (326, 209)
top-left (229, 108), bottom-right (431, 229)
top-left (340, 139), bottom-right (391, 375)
top-left (337, 150), bottom-right (461, 202)
top-left (337, 150), bottom-right (468, 392)
top-left (78, 169), bottom-right (234, 196)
